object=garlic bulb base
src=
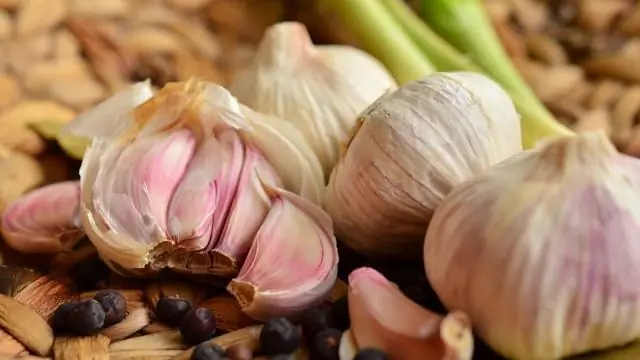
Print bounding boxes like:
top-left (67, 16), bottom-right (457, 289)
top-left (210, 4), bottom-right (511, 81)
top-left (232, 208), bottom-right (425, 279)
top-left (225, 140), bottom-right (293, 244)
top-left (227, 279), bottom-right (256, 310)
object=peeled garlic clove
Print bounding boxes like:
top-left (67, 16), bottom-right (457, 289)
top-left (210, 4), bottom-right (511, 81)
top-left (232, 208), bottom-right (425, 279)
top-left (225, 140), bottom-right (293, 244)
top-left (211, 143), bottom-right (282, 275)
top-left (348, 267), bottom-right (473, 360)
top-left (1, 181), bottom-right (84, 253)
top-left (227, 186), bottom-right (338, 320)
top-left (339, 329), bottom-right (359, 360)
top-left (230, 21), bottom-right (397, 179)
top-left (326, 71), bottom-right (522, 259)
top-left (425, 131), bottom-right (640, 359)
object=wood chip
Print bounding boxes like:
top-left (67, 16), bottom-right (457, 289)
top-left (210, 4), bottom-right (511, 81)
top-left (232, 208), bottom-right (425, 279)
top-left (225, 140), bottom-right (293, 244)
top-left (53, 335), bottom-right (110, 360)
top-left (172, 326), bottom-right (262, 360)
top-left (109, 330), bottom-right (185, 352)
top-left (574, 108), bottom-right (612, 136)
top-left (200, 295), bottom-right (258, 332)
top-left (15, 0), bottom-right (67, 37)
top-left (611, 87), bottom-right (640, 147)
top-left (110, 349), bottom-right (182, 360)
top-left (14, 276), bottom-right (75, 319)
top-left (586, 80), bottom-right (625, 109)
top-left (525, 34), bottom-right (568, 65)
top-left (581, 55), bottom-right (640, 83)
top-left (101, 307), bottom-right (151, 341)
top-left (69, 0), bottom-right (129, 18)
top-left (0, 294), bottom-right (53, 356)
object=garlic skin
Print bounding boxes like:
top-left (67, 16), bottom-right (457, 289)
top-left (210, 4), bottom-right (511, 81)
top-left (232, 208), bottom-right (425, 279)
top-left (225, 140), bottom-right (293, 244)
top-left (228, 186), bottom-right (338, 321)
top-left (65, 81), bottom-right (329, 281)
top-left (326, 71), bottom-right (522, 258)
top-left (1, 181), bottom-right (84, 253)
top-left (230, 21), bottom-right (398, 179)
top-left (348, 267), bottom-right (473, 360)
top-left (425, 131), bottom-right (640, 359)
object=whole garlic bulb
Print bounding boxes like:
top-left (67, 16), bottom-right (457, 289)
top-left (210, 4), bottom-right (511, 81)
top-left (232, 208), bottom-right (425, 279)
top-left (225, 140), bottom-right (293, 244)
top-left (64, 80), bottom-right (338, 320)
top-left (230, 21), bottom-right (398, 179)
top-left (425, 131), bottom-right (640, 359)
top-left (326, 71), bottom-right (522, 258)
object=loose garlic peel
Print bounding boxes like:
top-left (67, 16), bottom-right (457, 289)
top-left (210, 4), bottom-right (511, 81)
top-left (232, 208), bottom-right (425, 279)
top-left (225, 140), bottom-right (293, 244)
top-left (1, 181), bottom-right (84, 254)
top-left (63, 80), bottom-right (335, 319)
top-left (230, 21), bottom-right (398, 179)
top-left (348, 267), bottom-right (473, 360)
top-left (326, 71), bottom-right (522, 258)
top-left (425, 131), bottom-right (640, 359)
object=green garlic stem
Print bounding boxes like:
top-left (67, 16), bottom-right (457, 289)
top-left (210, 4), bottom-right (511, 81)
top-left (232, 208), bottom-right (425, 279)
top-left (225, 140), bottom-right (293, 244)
top-left (316, 0), bottom-right (435, 84)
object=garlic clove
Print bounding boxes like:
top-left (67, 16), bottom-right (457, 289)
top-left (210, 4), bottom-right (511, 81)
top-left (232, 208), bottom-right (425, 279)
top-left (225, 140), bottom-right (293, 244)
top-left (1, 181), bottom-right (84, 253)
top-left (211, 143), bottom-right (282, 276)
top-left (348, 267), bottom-right (473, 360)
top-left (339, 329), bottom-right (359, 360)
top-left (231, 21), bottom-right (397, 180)
top-left (227, 185), bottom-right (338, 320)
top-left (424, 131), bottom-right (640, 359)
top-left (326, 71), bottom-right (522, 259)
top-left (240, 105), bottom-right (325, 205)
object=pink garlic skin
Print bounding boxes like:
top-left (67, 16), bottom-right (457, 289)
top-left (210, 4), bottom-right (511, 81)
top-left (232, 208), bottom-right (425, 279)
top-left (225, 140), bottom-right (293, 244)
top-left (425, 132), bottom-right (640, 359)
top-left (1, 181), bottom-right (83, 253)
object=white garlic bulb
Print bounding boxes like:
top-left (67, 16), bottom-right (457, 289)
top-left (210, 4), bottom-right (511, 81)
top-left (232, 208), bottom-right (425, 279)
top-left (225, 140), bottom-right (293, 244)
top-left (326, 71), bottom-right (522, 258)
top-left (230, 21), bottom-right (398, 179)
top-left (425, 131), bottom-right (640, 359)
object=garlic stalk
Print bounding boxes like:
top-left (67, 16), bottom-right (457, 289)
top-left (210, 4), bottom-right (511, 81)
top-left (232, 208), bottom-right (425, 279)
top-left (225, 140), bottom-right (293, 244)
top-left (1, 181), bottom-right (84, 254)
top-left (62, 80), bottom-right (336, 319)
top-left (425, 131), bottom-right (640, 359)
top-left (326, 71), bottom-right (522, 258)
top-left (348, 267), bottom-right (473, 360)
top-left (230, 21), bottom-right (398, 179)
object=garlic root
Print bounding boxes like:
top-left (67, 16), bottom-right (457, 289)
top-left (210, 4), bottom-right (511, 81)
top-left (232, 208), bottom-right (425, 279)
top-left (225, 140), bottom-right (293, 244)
top-left (348, 267), bottom-right (473, 360)
top-left (1, 181), bottom-right (84, 253)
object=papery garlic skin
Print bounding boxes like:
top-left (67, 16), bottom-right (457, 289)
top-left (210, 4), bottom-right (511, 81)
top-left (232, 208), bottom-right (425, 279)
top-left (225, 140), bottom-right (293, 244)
top-left (230, 21), bottom-right (398, 179)
top-left (66, 80), bottom-right (327, 277)
top-left (326, 71), bottom-right (522, 259)
top-left (228, 185), bottom-right (338, 320)
top-left (425, 131), bottom-right (640, 359)
top-left (1, 181), bottom-right (84, 253)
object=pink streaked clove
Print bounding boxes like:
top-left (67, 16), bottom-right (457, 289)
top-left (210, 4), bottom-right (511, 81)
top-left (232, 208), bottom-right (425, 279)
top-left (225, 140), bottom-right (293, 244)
top-left (1, 181), bottom-right (84, 253)
top-left (348, 268), bottom-right (473, 360)
top-left (228, 185), bottom-right (338, 321)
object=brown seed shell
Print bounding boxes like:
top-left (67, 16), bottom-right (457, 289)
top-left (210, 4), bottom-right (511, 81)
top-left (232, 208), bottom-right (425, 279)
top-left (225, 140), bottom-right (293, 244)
top-left (0, 294), bottom-right (53, 356)
top-left (53, 335), bottom-right (110, 360)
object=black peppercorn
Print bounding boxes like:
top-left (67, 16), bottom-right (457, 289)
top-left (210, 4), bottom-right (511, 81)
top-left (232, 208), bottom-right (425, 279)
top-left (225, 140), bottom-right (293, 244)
top-left (190, 341), bottom-right (226, 360)
top-left (300, 307), bottom-right (331, 346)
top-left (330, 297), bottom-right (349, 331)
top-left (259, 317), bottom-right (300, 356)
top-left (65, 299), bottom-right (106, 336)
top-left (93, 290), bottom-right (127, 327)
top-left (353, 348), bottom-right (389, 360)
top-left (310, 328), bottom-right (342, 360)
top-left (156, 296), bottom-right (192, 327)
top-left (180, 307), bottom-right (217, 345)
top-left (51, 302), bottom-right (77, 334)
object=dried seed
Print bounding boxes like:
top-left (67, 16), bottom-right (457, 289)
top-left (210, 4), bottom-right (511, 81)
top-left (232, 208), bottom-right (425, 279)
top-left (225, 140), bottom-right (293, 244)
top-left (611, 87), bottom-right (640, 147)
top-left (69, 0), bottom-right (129, 18)
top-left (586, 80), bottom-right (625, 109)
top-left (581, 55), bottom-right (640, 83)
top-left (109, 330), bottom-right (185, 351)
top-left (510, 0), bottom-right (548, 33)
top-left (200, 295), bottom-right (257, 332)
top-left (180, 308), bottom-right (217, 345)
top-left (156, 296), bottom-right (192, 327)
top-left (259, 318), bottom-right (301, 356)
top-left (14, 276), bottom-right (75, 318)
top-left (123, 26), bottom-right (187, 55)
top-left (576, 0), bottom-right (630, 33)
top-left (94, 290), bottom-right (128, 327)
top-left (0, 123), bottom-right (45, 155)
top-left (63, 299), bottom-right (106, 336)
top-left (15, 0), bottom-right (67, 36)
top-left (0, 294), bottom-right (53, 356)
top-left (101, 307), bottom-right (150, 341)
top-left (530, 64), bottom-right (585, 103)
top-left (525, 34), bottom-right (568, 65)
top-left (53, 335), bottom-right (110, 360)
top-left (109, 349), bottom-right (182, 360)
top-left (562, 79), bottom-right (594, 105)
top-left (173, 326), bottom-right (263, 360)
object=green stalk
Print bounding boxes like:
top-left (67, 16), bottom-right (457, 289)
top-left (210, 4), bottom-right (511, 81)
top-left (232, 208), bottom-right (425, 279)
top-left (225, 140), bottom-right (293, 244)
top-left (316, 0), bottom-right (435, 84)
top-left (416, 0), bottom-right (573, 147)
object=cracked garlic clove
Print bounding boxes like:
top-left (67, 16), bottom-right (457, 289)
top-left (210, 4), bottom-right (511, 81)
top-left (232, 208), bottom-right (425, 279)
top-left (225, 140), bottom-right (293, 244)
top-left (348, 268), bottom-right (473, 360)
top-left (66, 81), bottom-right (326, 277)
top-left (230, 21), bottom-right (397, 179)
top-left (425, 131), bottom-right (640, 359)
top-left (326, 71), bottom-right (522, 259)
top-left (227, 186), bottom-right (338, 321)
top-left (1, 181), bottom-right (84, 253)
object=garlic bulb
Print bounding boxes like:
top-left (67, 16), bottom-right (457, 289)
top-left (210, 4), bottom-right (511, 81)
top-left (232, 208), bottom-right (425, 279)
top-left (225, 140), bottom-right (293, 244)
top-left (63, 80), bottom-right (337, 319)
top-left (1, 181), bottom-right (83, 253)
top-left (230, 21), bottom-right (398, 179)
top-left (425, 131), bottom-right (640, 359)
top-left (326, 71), bottom-right (522, 258)
top-left (347, 267), bottom-right (473, 360)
